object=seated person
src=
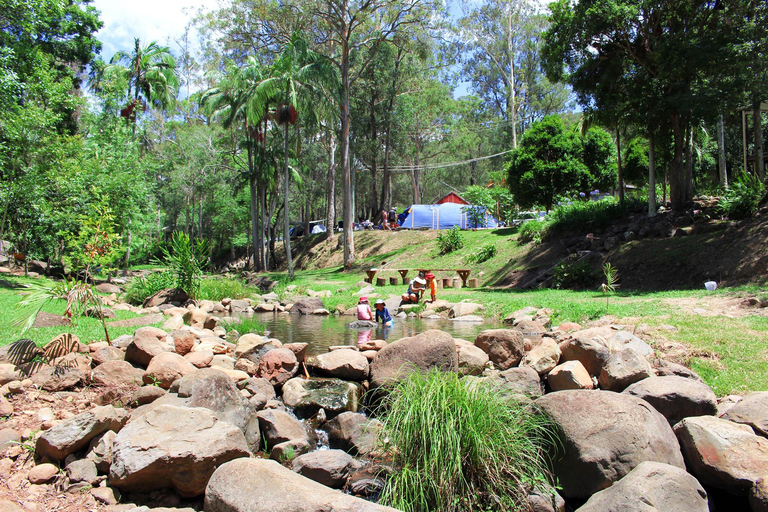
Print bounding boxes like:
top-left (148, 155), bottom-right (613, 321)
top-left (356, 296), bottom-right (373, 320)
top-left (401, 273), bottom-right (427, 303)
top-left (374, 299), bottom-right (393, 326)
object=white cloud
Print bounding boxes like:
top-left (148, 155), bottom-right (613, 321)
top-left (92, 0), bottom-right (218, 60)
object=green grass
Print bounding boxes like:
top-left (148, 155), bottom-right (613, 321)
top-left (198, 276), bottom-right (254, 301)
top-left (219, 315), bottom-right (267, 336)
top-left (378, 369), bottom-right (557, 512)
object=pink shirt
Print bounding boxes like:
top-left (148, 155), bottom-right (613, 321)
top-left (357, 304), bottom-right (373, 320)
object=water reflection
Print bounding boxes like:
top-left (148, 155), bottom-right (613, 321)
top-left (228, 312), bottom-right (500, 355)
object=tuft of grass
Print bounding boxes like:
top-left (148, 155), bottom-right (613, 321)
top-left (123, 271), bottom-right (175, 305)
top-left (220, 315), bottom-right (267, 336)
top-left (198, 277), bottom-right (253, 302)
top-left (545, 196), bottom-right (646, 240)
top-left (467, 243), bottom-right (497, 264)
top-left (378, 369), bottom-right (557, 512)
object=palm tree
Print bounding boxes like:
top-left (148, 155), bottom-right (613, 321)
top-left (259, 32), bottom-right (337, 280)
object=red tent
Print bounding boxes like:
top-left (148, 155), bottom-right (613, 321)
top-left (435, 191), bottom-right (469, 205)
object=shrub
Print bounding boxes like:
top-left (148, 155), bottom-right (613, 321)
top-left (545, 196), bottom-right (645, 240)
top-left (518, 220), bottom-right (549, 244)
top-left (436, 226), bottom-right (465, 254)
top-left (220, 316), bottom-right (267, 336)
top-left (718, 172), bottom-right (766, 220)
top-left (161, 232), bottom-right (209, 300)
top-left (378, 369), bottom-right (556, 512)
top-left (123, 271), bottom-right (175, 305)
top-left (467, 243), bottom-right (497, 264)
top-left (198, 277), bottom-right (251, 301)
top-left (551, 258), bottom-right (595, 289)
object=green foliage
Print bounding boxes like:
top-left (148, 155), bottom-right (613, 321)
top-left (546, 196), bottom-right (646, 240)
top-left (220, 316), bottom-right (267, 336)
top-left (718, 172), bottom-right (766, 220)
top-left (461, 205), bottom-right (489, 229)
top-left (123, 271), bottom-right (176, 305)
top-left (436, 227), bottom-right (465, 254)
top-left (551, 258), bottom-right (594, 290)
top-left (623, 136), bottom-right (650, 186)
top-left (197, 277), bottom-right (252, 301)
top-left (378, 369), bottom-right (556, 512)
top-left (600, 262), bottom-right (620, 307)
top-left (507, 116), bottom-right (615, 211)
top-left (160, 232), bottom-right (209, 300)
top-left (61, 194), bottom-right (123, 279)
top-left (467, 244), bottom-right (497, 264)
top-left (518, 220), bottom-right (549, 244)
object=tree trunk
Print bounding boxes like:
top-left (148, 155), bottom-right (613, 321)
top-left (669, 115), bottom-right (690, 211)
top-left (507, 3), bottom-right (517, 149)
top-left (247, 139), bottom-right (260, 272)
top-left (340, 36), bottom-right (355, 267)
top-left (754, 102), bottom-right (765, 180)
top-left (123, 219), bottom-right (132, 268)
top-left (283, 121), bottom-right (294, 280)
top-left (717, 112), bottom-right (728, 188)
top-left (326, 131), bottom-right (337, 239)
top-left (616, 127), bottom-right (624, 206)
top-left (684, 124), bottom-right (694, 202)
top-left (648, 133), bottom-right (656, 217)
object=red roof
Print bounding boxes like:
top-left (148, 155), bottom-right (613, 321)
top-left (436, 191), bottom-right (469, 205)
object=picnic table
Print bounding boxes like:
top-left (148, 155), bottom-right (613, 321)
top-left (365, 268), bottom-right (473, 287)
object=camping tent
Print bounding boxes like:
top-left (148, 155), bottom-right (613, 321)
top-left (397, 203), bottom-right (499, 229)
top-left (435, 191), bottom-right (469, 205)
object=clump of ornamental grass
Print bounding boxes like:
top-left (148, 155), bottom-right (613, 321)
top-left (377, 369), bottom-right (558, 512)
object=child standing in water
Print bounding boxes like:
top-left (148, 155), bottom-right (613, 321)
top-left (374, 299), bottom-right (393, 326)
top-left (356, 296), bottom-right (373, 321)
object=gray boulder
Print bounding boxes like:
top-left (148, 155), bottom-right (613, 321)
top-left (597, 348), bottom-right (653, 392)
top-left (36, 405), bottom-right (128, 462)
top-left (306, 349), bottom-right (369, 381)
top-left (290, 297), bottom-right (325, 315)
top-left (234, 333), bottom-right (281, 364)
top-left (534, 390), bottom-right (685, 499)
top-left (321, 411), bottom-right (382, 456)
top-left (474, 329), bottom-right (525, 370)
top-left (558, 337), bottom-right (610, 377)
top-left (291, 449), bottom-right (362, 488)
top-left (370, 330), bottom-right (457, 388)
top-left (109, 405), bottom-right (249, 497)
top-left (90, 360), bottom-right (145, 388)
top-left (487, 366), bottom-right (543, 398)
top-left (655, 359), bottom-right (705, 382)
top-left (242, 377), bottom-right (276, 410)
top-left (256, 409), bottom-right (316, 453)
top-left (455, 339), bottom-right (489, 376)
top-left (520, 338), bottom-right (561, 375)
top-left (204, 458), bottom-right (399, 512)
top-left (623, 376), bottom-right (717, 426)
top-left (575, 461), bottom-right (709, 512)
top-left (674, 415), bottom-right (768, 495)
top-left (282, 377), bottom-right (362, 419)
top-left (722, 391), bottom-right (768, 437)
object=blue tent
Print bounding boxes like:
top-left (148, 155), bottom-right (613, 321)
top-left (397, 203), bottom-right (499, 229)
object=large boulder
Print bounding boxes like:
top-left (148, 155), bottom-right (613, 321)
top-left (575, 461), bottom-right (709, 512)
top-left (474, 330), bottom-right (525, 370)
top-left (143, 288), bottom-right (188, 308)
top-left (449, 302), bottom-right (485, 318)
top-left (597, 348), bottom-right (653, 392)
top-left (109, 405), bottom-right (249, 497)
top-left (520, 338), bottom-right (560, 375)
top-left (256, 409), bottom-right (316, 453)
top-left (558, 337), bottom-right (610, 377)
top-left (204, 458), bottom-right (399, 512)
top-left (370, 330), bottom-right (457, 388)
top-left (306, 349), bottom-right (369, 381)
top-left (258, 348), bottom-right (299, 386)
top-left (125, 335), bottom-right (168, 368)
top-left (534, 390), bottom-right (685, 499)
top-left (454, 339), bottom-right (489, 376)
top-left (321, 412), bottom-right (381, 457)
top-left (484, 366), bottom-right (543, 398)
top-left (623, 376), bottom-right (717, 426)
top-left (36, 405), bottom-right (128, 462)
top-left (143, 352), bottom-right (196, 388)
top-left (282, 377), bottom-right (362, 419)
top-left (547, 361), bottom-right (593, 391)
top-left (722, 391), bottom-right (768, 437)
top-left (290, 297), bottom-right (325, 315)
top-left (291, 449), bottom-right (362, 489)
top-left (234, 334), bottom-right (281, 364)
top-left (674, 415), bottom-right (768, 495)
top-left (29, 366), bottom-right (85, 391)
top-left (90, 360), bottom-right (145, 388)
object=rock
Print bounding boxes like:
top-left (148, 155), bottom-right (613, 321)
top-left (143, 352), bottom-right (196, 388)
top-left (204, 458), bottom-right (399, 512)
top-left (598, 348), bottom-right (653, 392)
top-left (322, 411), bottom-right (381, 456)
top-left (450, 314), bottom-right (483, 323)
top-left (282, 377), bottom-right (363, 419)
top-left (108, 312), bottom-right (164, 328)
top-left (292, 449), bottom-right (362, 488)
top-left (547, 361), bottom-right (593, 391)
top-left (290, 298), bottom-right (325, 315)
top-left (0, 339), bottom-right (44, 366)
top-left (370, 330), bottom-right (458, 388)
top-left (91, 486), bottom-right (120, 506)
top-left (109, 405), bottom-right (249, 497)
top-left (66, 458), bottom-right (98, 484)
top-left (29, 366), bottom-right (85, 391)
top-left (347, 466), bottom-right (387, 498)
top-left (454, 339), bottom-right (489, 376)
top-left (91, 360), bottom-right (145, 388)
top-left (492, 366), bottom-right (543, 398)
top-left (520, 338), bottom-right (561, 375)
top-left (474, 329), bottom-right (525, 370)
top-left (162, 315), bottom-right (185, 331)
top-left (534, 390), bottom-right (685, 499)
top-left (558, 336), bottom-right (610, 377)
top-left (655, 359), bottom-right (705, 382)
top-left (234, 333), bottom-right (281, 364)
top-left (283, 342), bottom-right (309, 363)
top-left (751, 477), bottom-right (768, 512)
top-left (86, 430), bottom-right (116, 473)
top-left (91, 346), bottom-right (125, 366)
top-left (0, 428), bottom-right (21, 449)
top-left (185, 350), bottom-right (213, 368)
top-left (125, 336), bottom-right (168, 369)
top-left (182, 309), bottom-right (209, 329)
top-left (722, 391), bottom-right (768, 437)
top-left (554, 322), bottom-right (582, 332)
top-left (130, 386), bottom-right (167, 406)
top-left (674, 415), bottom-right (768, 495)
top-left (234, 358), bottom-right (259, 376)
top-left (171, 330), bottom-right (196, 356)
top-left (449, 302), bottom-right (485, 318)
top-left (143, 288), bottom-right (188, 308)
top-left (229, 299), bottom-right (251, 313)
top-left (503, 306), bottom-right (538, 324)
top-left (36, 405), bottom-right (127, 462)
top-left (528, 487), bottom-right (566, 512)
top-left (242, 377), bottom-right (276, 410)
top-left (575, 461), bottom-right (709, 512)
top-left (606, 331), bottom-right (653, 357)
top-left (96, 283), bottom-right (122, 294)
top-left (28, 463), bottom-right (59, 484)
top-left (0, 396), bottom-right (11, 416)
top-left (514, 319), bottom-right (547, 336)
top-left (306, 349), bottom-right (369, 381)
top-left (85, 306), bottom-right (116, 319)
top-left (0, 364), bottom-right (22, 385)
top-left (623, 376), bottom-right (717, 426)
top-left (258, 348), bottom-right (299, 386)
top-left (256, 409), bottom-right (316, 452)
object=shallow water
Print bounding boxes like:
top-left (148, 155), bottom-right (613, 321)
top-left (229, 312), bottom-right (501, 355)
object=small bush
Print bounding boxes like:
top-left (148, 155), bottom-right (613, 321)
top-left (546, 196), bottom-right (645, 240)
top-left (161, 232), bottom-right (209, 300)
top-left (467, 243), bottom-right (497, 264)
top-left (378, 369), bottom-right (556, 512)
top-left (551, 258), bottom-right (595, 289)
top-left (123, 271), bottom-right (175, 305)
top-left (436, 226), bottom-right (465, 254)
top-left (220, 316), bottom-right (267, 336)
top-left (718, 172), bottom-right (766, 220)
top-left (198, 277), bottom-right (251, 301)
top-left (518, 220), bottom-right (549, 244)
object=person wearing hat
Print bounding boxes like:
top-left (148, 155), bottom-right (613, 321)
top-left (374, 299), bottom-right (393, 326)
top-left (387, 207), bottom-right (398, 228)
top-left (357, 296), bottom-right (373, 320)
top-left (425, 272), bottom-right (437, 302)
top-left (402, 272), bottom-right (427, 303)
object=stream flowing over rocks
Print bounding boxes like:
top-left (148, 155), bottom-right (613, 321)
top-left (0, 292), bottom-right (766, 511)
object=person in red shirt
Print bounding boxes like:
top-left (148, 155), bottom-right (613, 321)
top-left (425, 272), bottom-right (437, 302)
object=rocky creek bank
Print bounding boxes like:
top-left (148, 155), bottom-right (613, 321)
top-left (0, 293), bottom-right (766, 511)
